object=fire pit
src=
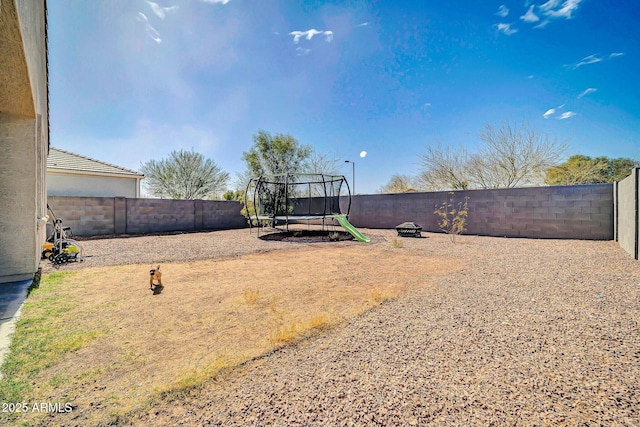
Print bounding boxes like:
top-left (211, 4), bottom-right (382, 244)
top-left (395, 222), bottom-right (422, 238)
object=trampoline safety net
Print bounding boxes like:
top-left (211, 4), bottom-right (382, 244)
top-left (245, 173), bottom-right (351, 232)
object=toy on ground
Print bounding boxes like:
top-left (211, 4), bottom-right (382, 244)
top-left (41, 205), bottom-right (84, 265)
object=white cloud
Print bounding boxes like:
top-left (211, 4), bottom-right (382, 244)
top-left (295, 47), bottom-right (311, 56)
top-left (200, 0), bottom-right (232, 4)
top-left (544, 104), bottom-right (566, 118)
top-left (146, 4), bottom-right (160, 19)
top-left (289, 31), bottom-right (303, 44)
top-left (533, 20), bottom-right (550, 29)
top-left (290, 29), bottom-right (332, 44)
top-left (558, 111), bottom-right (576, 120)
top-left (541, 0), bottom-right (583, 19)
top-left (145, 24), bottom-right (162, 44)
top-left (525, 0), bottom-right (582, 27)
top-left (355, 22), bottom-right (369, 28)
top-left (288, 29), bottom-right (333, 54)
top-left (424, 102), bottom-right (432, 108)
top-left (540, 0), bottom-right (561, 11)
top-left (570, 52), bottom-right (624, 69)
top-left (145, 1), bottom-right (179, 19)
top-left (324, 30), bottom-right (334, 42)
top-left (520, 5), bottom-right (540, 22)
top-left (496, 5), bottom-right (509, 17)
top-left (136, 12), bottom-right (161, 43)
top-left (496, 23), bottom-right (518, 35)
top-left (577, 88), bottom-right (597, 99)
top-left (296, 46), bottom-right (311, 56)
top-left (136, 12), bottom-right (148, 23)
top-left (574, 54), bottom-right (602, 68)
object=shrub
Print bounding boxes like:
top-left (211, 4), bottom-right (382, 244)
top-left (434, 192), bottom-right (469, 243)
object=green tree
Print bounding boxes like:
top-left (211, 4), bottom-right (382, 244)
top-left (140, 149), bottom-right (229, 200)
top-left (242, 130), bottom-right (312, 179)
top-left (241, 130), bottom-right (313, 218)
top-left (544, 155), bottom-right (608, 185)
top-left (545, 155), bottom-right (639, 185)
top-left (222, 189), bottom-right (245, 201)
top-left (598, 157), bottom-right (639, 182)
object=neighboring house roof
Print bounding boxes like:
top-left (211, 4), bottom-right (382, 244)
top-left (47, 147), bottom-right (144, 178)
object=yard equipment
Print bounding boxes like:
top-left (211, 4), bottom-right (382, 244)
top-left (41, 205), bottom-right (84, 264)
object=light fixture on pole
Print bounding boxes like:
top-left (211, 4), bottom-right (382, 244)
top-left (344, 160), bottom-right (355, 195)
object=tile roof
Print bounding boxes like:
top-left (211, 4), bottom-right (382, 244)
top-left (47, 147), bottom-right (144, 178)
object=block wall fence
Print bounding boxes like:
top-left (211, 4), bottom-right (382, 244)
top-left (46, 178), bottom-right (640, 259)
top-left (47, 196), bottom-right (246, 236)
top-left (48, 183), bottom-right (613, 241)
top-left (614, 168), bottom-right (640, 260)
top-left (344, 184), bottom-right (614, 240)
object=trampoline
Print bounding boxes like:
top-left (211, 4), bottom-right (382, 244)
top-left (244, 173), bottom-right (351, 237)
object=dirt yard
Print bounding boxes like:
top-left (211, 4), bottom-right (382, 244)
top-left (10, 228), bottom-right (640, 426)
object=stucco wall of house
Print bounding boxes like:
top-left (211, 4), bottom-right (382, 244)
top-left (16, 0), bottom-right (48, 116)
top-left (48, 172), bottom-right (140, 198)
top-left (0, 0), bottom-right (48, 283)
top-left (0, 115), bottom-right (39, 281)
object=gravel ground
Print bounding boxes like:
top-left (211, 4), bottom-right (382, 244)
top-left (42, 229), bottom-right (640, 426)
top-left (41, 228), bottom-right (314, 273)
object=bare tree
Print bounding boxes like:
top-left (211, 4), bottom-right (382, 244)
top-left (306, 150), bottom-right (342, 175)
top-left (418, 120), bottom-right (567, 190)
top-left (378, 174), bottom-right (420, 193)
top-left (469, 120), bottom-right (567, 188)
top-left (418, 142), bottom-right (470, 190)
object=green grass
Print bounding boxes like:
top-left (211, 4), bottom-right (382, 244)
top-left (0, 271), bottom-right (103, 406)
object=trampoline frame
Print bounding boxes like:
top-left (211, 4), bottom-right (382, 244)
top-left (244, 173), bottom-right (352, 236)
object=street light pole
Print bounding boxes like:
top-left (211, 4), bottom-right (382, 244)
top-left (345, 160), bottom-right (355, 195)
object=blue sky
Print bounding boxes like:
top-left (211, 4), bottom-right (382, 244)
top-left (47, 0), bottom-right (640, 194)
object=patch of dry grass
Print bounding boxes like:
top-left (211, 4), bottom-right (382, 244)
top-left (391, 237), bottom-right (404, 248)
top-left (242, 288), bottom-right (260, 304)
top-left (368, 286), bottom-right (397, 305)
top-left (4, 246), bottom-right (461, 426)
